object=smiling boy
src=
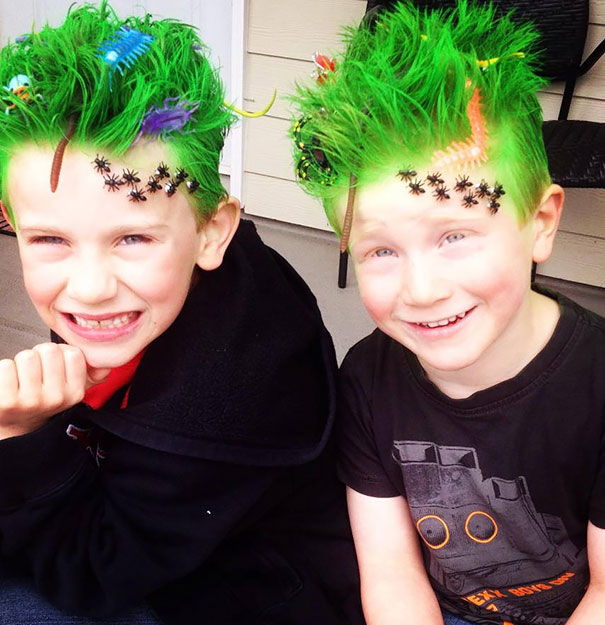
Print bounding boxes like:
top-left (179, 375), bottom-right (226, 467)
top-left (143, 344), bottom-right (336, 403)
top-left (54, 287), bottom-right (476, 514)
top-left (291, 1), bottom-right (605, 624)
top-left (0, 4), bottom-right (364, 624)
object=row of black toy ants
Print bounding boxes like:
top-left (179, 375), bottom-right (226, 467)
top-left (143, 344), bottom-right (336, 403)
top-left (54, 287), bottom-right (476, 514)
top-left (397, 169), bottom-right (505, 215)
top-left (92, 155), bottom-right (200, 202)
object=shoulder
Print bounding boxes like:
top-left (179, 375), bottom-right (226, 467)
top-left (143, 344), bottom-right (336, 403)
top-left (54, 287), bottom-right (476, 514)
top-left (535, 284), bottom-right (605, 339)
top-left (538, 287), bottom-right (605, 386)
top-left (340, 329), bottom-right (413, 391)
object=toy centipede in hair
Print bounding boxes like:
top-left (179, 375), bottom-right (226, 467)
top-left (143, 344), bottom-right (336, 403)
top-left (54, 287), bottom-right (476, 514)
top-left (98, 26), bottom-right (154, 82)
top-left (431, 85), bottom-right (488, 171)
top-left (50, 114), bottom-right (78, 192)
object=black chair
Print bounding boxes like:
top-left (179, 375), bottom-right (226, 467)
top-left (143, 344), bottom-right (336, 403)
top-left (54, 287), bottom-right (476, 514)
top-left (338, 0), bottom-right (605, 287)
top-left (0, 215), bottom-right (14, 236)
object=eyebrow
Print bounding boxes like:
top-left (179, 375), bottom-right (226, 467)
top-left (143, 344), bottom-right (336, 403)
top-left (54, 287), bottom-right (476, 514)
top-left (357, 211), bottom-right (486, 230)
top-left (18, 222), bottom-right (170, 236)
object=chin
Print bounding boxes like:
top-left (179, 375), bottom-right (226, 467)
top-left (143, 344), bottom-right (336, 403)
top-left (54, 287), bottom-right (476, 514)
top-left (79, 346), bottom-right (139, 370)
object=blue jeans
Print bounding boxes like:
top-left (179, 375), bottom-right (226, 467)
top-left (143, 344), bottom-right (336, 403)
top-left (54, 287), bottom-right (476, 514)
top-left (0, 574), bottom-right (163, 624)
top-left (442, 611), bottom-right (476, 625)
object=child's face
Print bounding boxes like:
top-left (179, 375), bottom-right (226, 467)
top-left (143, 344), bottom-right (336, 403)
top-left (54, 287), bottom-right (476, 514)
top-left (7, 144), bottom-right (209, 370)
top-left (342, 166), bottom-right (548, 380)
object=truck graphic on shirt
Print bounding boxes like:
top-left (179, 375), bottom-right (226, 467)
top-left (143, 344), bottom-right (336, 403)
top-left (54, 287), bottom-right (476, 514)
top-left (392, 441), bottom-right (587, 620)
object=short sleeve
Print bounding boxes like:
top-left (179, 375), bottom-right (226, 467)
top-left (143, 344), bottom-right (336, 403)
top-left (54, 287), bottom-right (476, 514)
top-left (336, 349), bottom-right (400, 498)
top-left (588, 407), bottom-right (605, 529)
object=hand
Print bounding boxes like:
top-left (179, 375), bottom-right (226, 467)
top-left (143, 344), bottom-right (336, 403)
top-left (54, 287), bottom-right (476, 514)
top-left (0, 342), bottom-right (87, 440)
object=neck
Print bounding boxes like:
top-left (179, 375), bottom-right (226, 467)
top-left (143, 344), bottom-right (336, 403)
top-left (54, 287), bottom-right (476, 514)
top-left (422, 290), bottom-right (560, 399)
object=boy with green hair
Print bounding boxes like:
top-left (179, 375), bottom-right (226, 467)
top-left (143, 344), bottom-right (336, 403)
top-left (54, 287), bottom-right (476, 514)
top-left (291, 1), bottom-right (605, 623)
top-left (0, 3), bottom-right (365, 624)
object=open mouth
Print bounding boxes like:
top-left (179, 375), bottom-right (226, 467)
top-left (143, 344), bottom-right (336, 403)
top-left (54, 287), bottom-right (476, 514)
top-left (69, 311), bottom-right (139, 330)
top-left (412, 307), bottom-right (475, 329)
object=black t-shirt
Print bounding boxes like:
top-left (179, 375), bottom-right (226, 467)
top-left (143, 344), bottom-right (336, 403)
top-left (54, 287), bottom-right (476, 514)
top-left (338, 290), bottom-right (605, 625)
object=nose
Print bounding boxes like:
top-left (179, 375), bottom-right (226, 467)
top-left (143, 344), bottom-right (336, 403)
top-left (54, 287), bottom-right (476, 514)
top-left (399, 256), bottom-right (452, 307)
top-left (65, 252), bottom-right (118, 304)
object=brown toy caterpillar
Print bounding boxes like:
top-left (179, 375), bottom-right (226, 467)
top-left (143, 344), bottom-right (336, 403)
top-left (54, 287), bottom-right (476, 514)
top-left (50, 114), bottom-right (78, 192)
top-left (340, 174), bottom-right (357, 253)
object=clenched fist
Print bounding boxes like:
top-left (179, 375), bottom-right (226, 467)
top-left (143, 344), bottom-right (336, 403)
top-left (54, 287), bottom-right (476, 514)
top-left (0, 343), bottom-right (88, 440)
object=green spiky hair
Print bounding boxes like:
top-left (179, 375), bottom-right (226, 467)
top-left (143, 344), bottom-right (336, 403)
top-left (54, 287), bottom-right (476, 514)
top-left (291, 0), bottom-right (551, 230)
top-left (0, 1), bottom-right (235, 223)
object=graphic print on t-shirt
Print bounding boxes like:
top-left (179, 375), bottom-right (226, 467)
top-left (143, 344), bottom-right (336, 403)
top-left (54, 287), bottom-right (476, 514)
top-left (392, 441), bottom-right (587, 623)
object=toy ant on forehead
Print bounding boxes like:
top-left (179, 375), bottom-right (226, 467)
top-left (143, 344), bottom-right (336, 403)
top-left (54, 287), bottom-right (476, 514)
top-left (93, 155), bottom-right (111, 173)
top-left (128, 187), bottom-right (147, 202)
top-left (175, 168), bottom-right (188, 183)
top-left (462, 192), bottom-right (478, 208)
top-left (408, 178), bottom-right (425, 195)
top-left (146, 177), bottom-right (162, 192)
top-left (426, 172), bottom-right (444, 187)
top-left (104, 174), bottom-right (123, 192)
top-left (397, 168), bottom-right (417, 182)
top-left (475, 179), bottom-right (491, 198)
top-left (454, 175), bottom-right (473, 192)
top-left (155, 162), bottom-right (170, 179)
top-left (433, 185), bottom-right (450, 201)
top-left (122, 169), bottom-right (141, 186)
top-left (165, 180), bottom-right (178, 196)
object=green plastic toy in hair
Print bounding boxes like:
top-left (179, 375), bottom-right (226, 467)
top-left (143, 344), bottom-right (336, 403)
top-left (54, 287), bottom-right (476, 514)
top-left (0, 1), bottom-right (235, 224)
top-left (290, 0), bottom-right (552, 233)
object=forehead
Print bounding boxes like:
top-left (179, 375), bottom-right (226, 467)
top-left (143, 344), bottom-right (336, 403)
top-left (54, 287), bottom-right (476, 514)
top-left (7, 142), bottom-right (195, 228)
top-left (337, 164), bottom-right (509, 231)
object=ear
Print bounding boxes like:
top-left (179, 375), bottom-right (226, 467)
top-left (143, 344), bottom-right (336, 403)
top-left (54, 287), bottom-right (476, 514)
top-left (0, 200), bottom-right (15, 230)
top-left (531, 184), bottom-right (564, 264)
top-left (196, 196), bottom-right (241, 271)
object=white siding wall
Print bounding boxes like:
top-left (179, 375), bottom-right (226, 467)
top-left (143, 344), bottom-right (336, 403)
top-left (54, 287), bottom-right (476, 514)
top-left (243, 0), bottom-right (605, 288)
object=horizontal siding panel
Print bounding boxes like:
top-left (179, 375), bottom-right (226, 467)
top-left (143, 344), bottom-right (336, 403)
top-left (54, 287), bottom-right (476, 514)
top-left (559, 189), bottom-right (605, 238)
top-left (248, 0), bottom-right (365, 61)
top-left (539, 92), bottom-right (605, 122)
top-left (244, 55), bottom-right (312, 121)
top-left (243, 173), bottom-right (331, 231)
top-left (592, 0), bottom-right (605, 23)
top-left (538, 231), bottom-right (605, 287)
top-left (245, 116), bottom-right (294, 180)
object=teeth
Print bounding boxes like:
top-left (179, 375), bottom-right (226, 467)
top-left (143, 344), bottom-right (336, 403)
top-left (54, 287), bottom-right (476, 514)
top-left (72, 312), bottom-right (135, 329)
top-left (418, 310), bottom-right (468, 328)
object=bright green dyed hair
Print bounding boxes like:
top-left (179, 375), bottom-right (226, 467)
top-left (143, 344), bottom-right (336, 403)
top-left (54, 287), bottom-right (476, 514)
top-left (291, 0), bottom-right (551, 230)
top-left (0, 1), bottom-right (235, 223)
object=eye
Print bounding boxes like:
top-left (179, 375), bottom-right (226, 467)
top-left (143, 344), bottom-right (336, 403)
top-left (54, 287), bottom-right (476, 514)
top-left (372, 248), bottom-right (395, 257)
top-left (443, 232), bottom-right (465, 244)
top-left (31, 235), bottom-right (66, 245)
top-left (120, 234), bottom-right (151, 245)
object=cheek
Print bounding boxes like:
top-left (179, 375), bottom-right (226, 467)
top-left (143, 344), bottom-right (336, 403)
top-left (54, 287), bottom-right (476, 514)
top-left (128, 249), bottom-right (197, 309)
top-left (357, 271), bottom-right (397, 321)
top-left (462, 245), bottom-right (530, 306)
top-left (20, 261), bottom-right (63, 309)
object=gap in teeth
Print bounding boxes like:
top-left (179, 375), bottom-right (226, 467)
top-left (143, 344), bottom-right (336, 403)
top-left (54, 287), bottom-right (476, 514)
top-left (72, 312), bottom-right (135, 329)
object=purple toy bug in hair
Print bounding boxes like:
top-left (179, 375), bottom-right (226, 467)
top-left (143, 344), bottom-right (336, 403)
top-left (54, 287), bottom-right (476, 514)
top-left (131, 97), bottom-right (199, 145)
